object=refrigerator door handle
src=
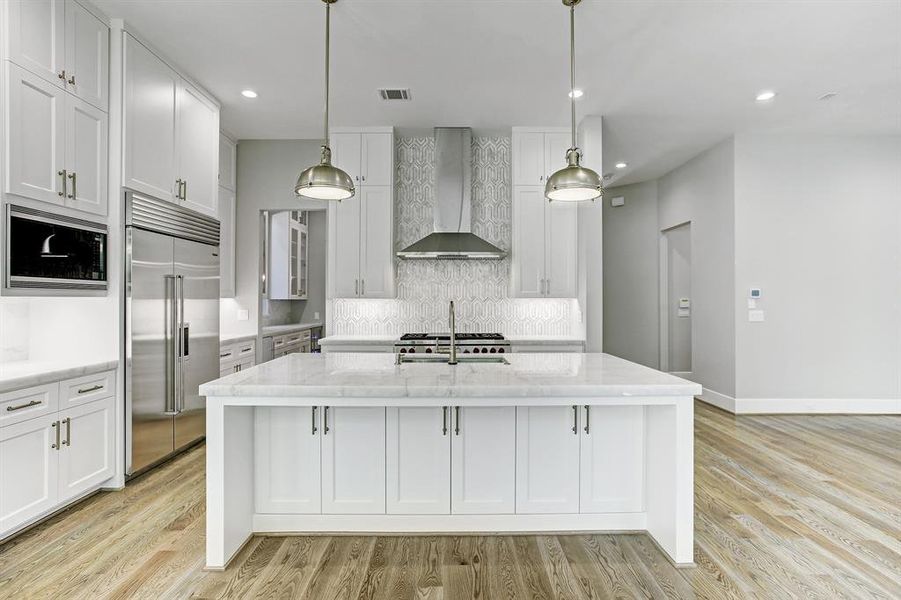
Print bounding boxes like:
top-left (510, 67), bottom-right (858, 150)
top-left (164, 274), bottom-right (178, 415)
top-left (177, 274), bottom-right (186, 413)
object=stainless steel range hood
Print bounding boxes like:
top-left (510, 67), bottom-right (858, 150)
top-left (397, 128), bottom-right (506, 260)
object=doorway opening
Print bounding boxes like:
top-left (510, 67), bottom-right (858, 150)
top-left (659, 222), bottom-right (692, 376)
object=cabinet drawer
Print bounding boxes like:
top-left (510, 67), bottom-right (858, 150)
top-left (236, 341), bottom-right (256, 358)
top-left (219, 344), bottom-right (236, 363)
top-left (60, 370), bottom-right (115, 408)
top-left (0, 384), bottom-right (59, 428)
top-left (285, 334), bottom-right (303, 345)
top-left (273, 336), bottom-right (287, 349)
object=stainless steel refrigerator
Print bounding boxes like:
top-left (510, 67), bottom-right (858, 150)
top-left (125, 192), bottom-right (220, 477)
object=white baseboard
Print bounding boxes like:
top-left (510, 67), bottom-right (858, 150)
top-left (699, 388), bottom-right (736, 413)
top-left (735, 397), bottom-right (901, 415)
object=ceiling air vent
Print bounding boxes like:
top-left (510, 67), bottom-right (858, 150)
top-left (378, 88), bottom-right (411, 101)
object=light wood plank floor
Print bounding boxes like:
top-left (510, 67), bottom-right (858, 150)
top-left (1, 401), bottom-right (899, 599)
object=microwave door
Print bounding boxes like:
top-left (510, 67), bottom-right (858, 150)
top-left (127, 228), bottom-right (176, 475)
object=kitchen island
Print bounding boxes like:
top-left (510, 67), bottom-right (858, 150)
top-left (199, 353), bottom-right (700, 570)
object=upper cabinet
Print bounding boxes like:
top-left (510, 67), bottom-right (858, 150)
top-left (512, 128), bottom-right (571, 186)
top-left (510, 128), bottom-right (579, 298)
top-left (328, 128), bottom-right (395, 299)
top-left (123, 33), bottom-right (219, 218)
top-left (269, 210), bottom-right (308, 300)
top-left (4, 0), bottom-right (108, 111)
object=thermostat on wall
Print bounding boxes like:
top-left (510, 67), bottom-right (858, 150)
top-left (749, 288), bottom-right (761, 299)
top-left (610, 196), bottom-right (625, 207)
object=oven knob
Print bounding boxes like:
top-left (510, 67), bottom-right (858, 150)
top-left (400, 348), bottom-right (407, 353)
top-left (425, 348), bottom-right (433, 354)
top-left (490, 347), bottom-right (497, 353)
top-left (498, 347), bottom-right (505, 353)
top-left (480, 347), bottom-right (487, 353)
top-left (409, 348), bottom-right (416, 353)
top-left (464, 349), bottom-right (470, 353)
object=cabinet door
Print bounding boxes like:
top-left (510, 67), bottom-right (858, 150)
top-left (65, 94), bottom-right (108, 215)
top-left (386, 407), bottom-right (450, 515)
top-left (6, 0), bottom-right (65, 87)
top-left (516, 406), bottom-right (580, 514)
top-left (321, 407), bottom-right (386, 514)
top-left (361, 132), bottom-right (393, 186)
top-left (65, 0), bottom-right (108, 111)
top-left (298, 228), bottom-right (308, 299)
top-left (451, 406), bottom-right (516, 514)
top-left (219, 186), bottom-right (236, 297)
top-left (330, 199), bottom-right (361, 297)
top-left (58, 396), bottom-right (114, 503)
top-left (176, 80), bottom-right (219, 217)
top-left (543, 132), bottom-right (572, 182)
top-left (359, 186), bottom-right (394, 298)
top-left (289, 223), bottom-right (300, 297)
top-left (544, 202), bottom-right (578, 297)
top-left (580, 406), bottom-right (645, 513)
top-left (5, 64), bottom-right (67, 205)
top-left (255, 407), bottom-right (321, 514)
top-left (330, 133), bottom-right (361, 185)
top-left (511, 186), bottom-right (546, 298)
top-left (0, 414), bottom-right (59, 535)
top-left (512, 131), bottom-right (545, 185)
top-left (123, 34), bottom-right (177, 202)
top-left (218, 134), bottom-right (236, 191)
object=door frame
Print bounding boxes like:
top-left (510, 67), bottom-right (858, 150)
top-left (658, 221), bottom-right (691, 374)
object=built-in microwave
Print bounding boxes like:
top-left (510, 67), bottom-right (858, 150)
top-left (5, 205), bottom-right (108, 291)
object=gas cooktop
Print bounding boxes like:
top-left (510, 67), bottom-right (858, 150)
top-left (395, 332), bottom-right (510, 355)
top-left (399, 332), bottom-right (505, 341)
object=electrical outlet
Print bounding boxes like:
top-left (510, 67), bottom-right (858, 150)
top-left (314, 311), bottom-right (320, 320)
top-left (237, 309), bottom-right (249, 321)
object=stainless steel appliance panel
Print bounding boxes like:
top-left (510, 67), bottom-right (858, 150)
top-left (127, 228), bottom-right (176, 474)
top-left (173, 238), bottom-right (220, 450)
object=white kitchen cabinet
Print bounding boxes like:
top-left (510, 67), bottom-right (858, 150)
top-left (218, 133), bottom-right (236, 191)
top-left (450, 406), bottom-right (516, 514)
top-left (321, 407), bottom-right (386, 514)
top-left (176, 80), bottom-right (219, 217)
top-left (511, 186), bottom-right (578, 298)
top-left (543, 132), bottom-right (572, 182)
top-left (58, 395), bottom-right (114, 503)
top-left (0, 414), bottom-right (60, 535)
top-left (4, 0), bottom-right (108, 110)
top-left (515, 406), bottom-right (580, 514)
top-left (123, 33), bottom-right (177, 202)
top-left (4, 0), bottom-right (66, 89)
top-left (512, 128), bottom-right (571, 186)
top-left (219, 185), bottom-right (236, 297)
top-left (123, 33), bottom-right (219, 216)
top-left (328, 128), bottom-right (395, 299)
top-left (5, 63), bottom-right (66, 205)
top-left (65, 0), bottom-right (108, 111)
top-left (386, 407), bottom-right (451, 515)
top-left (255, 407), bottom-right (321, 514)
top-left (65, 92), bottom-right (108, 215)
top-left (580, 405), bottom-right (645, 513)
top-left (269, 211), bottom-right (308, 300)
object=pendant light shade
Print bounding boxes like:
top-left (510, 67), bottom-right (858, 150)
top-left (295, 0), bottom-right (354, 201)
top-left (545, 0), bottom-right (602, 203)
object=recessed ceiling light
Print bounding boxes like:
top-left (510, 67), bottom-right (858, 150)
top-left (755, 90), bottom-right (776, 102)
top-left (241, 89), bottom-right (258, 99)
top-left (615, 162), bottom-right (628, 169)
top-left (568, 89), bottom-right (584, 99)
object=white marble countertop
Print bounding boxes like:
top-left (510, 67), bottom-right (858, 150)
top-left (200, 352), bottom-right (701, 402)
top-left (0, 359), bottom-right (119, 394)
top-left (220, 332), bottom-right (257, 345)
top-left (318, 335), bottom-right (399, 346)
top-left (261, 322), bottom-right (323, 336)
top-left (506, 335), bottom-right (586, 346)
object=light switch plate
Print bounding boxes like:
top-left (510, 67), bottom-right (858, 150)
top-left (314, 312), bottom-right (320, 320)
top-left (748, 309), bottom-right (765, 322)
top-left (237, 309), bottom-right (249, 321)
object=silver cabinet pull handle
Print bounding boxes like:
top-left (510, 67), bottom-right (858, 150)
top-left (58, 170), bottom-right (67, 197)
top-left (182, 180), bottom-right (187, 200)
top-left (454, 406), bottom-right (461, 436)
top-left (219, 352), bottom-right (231, 358)
top-left (175, 179), bottom-right (182, 199)
top-left (77, 384), bottom-right (103, 394)
top-left (361, 279), bottom-right (365, 296)
top-left (62, 417), bottom-right (71, 446)
top-left (68, 73), bottom-right (75, 85)
top-left (354, 279), bottom-right (358, 296)
top-left (572, 405), bottom-right (578, 435)
top-left (312, 406), bottom-right (318, 435)
top-left (52, 421), bottom-right (60, 449)
top-left (6, 399), bottom-right (41, 412)
top-left (442, 406), bottom-right (448, 436)
top-left (584, 405), bottom-right (590, 434)
top-left (323, 406), bottom-right (330, 434)
top-left (58, 70), bottom-right (66, 80)
top-left (66, 172), bottom-right (76, 199)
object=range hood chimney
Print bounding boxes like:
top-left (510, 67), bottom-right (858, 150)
top-left (396, 128), bottom-right (506, 260)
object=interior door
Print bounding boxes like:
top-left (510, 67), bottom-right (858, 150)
top-left (65, 0), bottom-right (109, 110)
top-left (65, 94), bottom-right (108, 215)
top-left (128, 228), bottom-right (175, 475)
top-left (173, 238), bottom-right (220, 450)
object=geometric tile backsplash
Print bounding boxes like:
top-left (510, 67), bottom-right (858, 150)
top-left (331, 136), bottom-right (581, 336)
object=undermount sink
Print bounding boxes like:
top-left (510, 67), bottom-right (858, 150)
top-left (396, 354), bottom-right (509, 365)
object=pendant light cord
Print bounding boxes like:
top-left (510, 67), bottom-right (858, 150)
top-left (324, 1), bottom-right (331, 147)
top-left (570, 1), bottom-right (576, 151)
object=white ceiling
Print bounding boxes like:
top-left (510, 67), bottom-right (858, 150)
top-left (93, 0), bottom-right (901, 186)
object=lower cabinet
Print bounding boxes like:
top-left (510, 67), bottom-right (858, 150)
top-left (321, 407), bottom-right (386, 514)
top-left (515, 406), bottom-right (580, 513)
top-left (580, 405), bottom-right (644, 513)
top-left (0, 393), bottom-right (114, 538)
top-left (386, 407), bottom-right (451, 515)
top-left (254, 407), bottom-right (321, 514)
top-left (450, 406), bottom-right (516, 514)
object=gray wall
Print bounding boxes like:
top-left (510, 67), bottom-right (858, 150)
top-left (221, 139), bottom-right (327, 338)
top-left (665, 222), bottom-right (692, 373)
top-left (602, 180), bottom-right (660, 368)
top-left (733, 134), bottom-right (901, 400)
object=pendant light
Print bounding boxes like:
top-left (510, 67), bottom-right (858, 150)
top-left (545, 0), bottom-right (603, 202)
top-left (295, 0), bottom-right (355, 201)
